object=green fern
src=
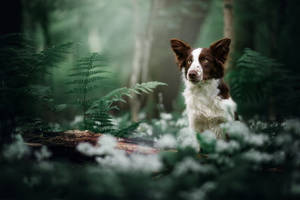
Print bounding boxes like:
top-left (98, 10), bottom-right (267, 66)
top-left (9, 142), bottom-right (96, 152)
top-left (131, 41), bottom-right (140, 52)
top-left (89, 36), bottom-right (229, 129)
top-left (66, 52), bottom-right (166, 136)
top-left (227, 48), bottom-right (288, 117)
top-left (0, 35), bottom-right (72, 136)
top-left (67, 53), bottom-right (107, 129)
top-left (85, 100), bottom-right (115, 134)
top-left (114, 121), bottom-right (142, 138)
top-left (102, 81), bottom-right (167, 109)
top-left (85, 81), bottom-right (166, 137)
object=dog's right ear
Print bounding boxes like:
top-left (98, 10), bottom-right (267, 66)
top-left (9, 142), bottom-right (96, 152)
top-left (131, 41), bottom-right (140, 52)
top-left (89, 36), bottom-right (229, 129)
top-left (170, 39), bottom-right (191, 68)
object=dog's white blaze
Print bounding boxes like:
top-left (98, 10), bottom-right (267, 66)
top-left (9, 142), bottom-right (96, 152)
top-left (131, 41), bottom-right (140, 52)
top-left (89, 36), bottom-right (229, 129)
top-left (187, 48), bottom-right (203, 81)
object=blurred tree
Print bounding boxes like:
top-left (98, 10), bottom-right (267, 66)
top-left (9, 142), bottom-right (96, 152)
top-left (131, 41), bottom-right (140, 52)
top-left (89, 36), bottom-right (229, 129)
top-left (223, 0), bottom-right (234, 69)
top-left (0, 0), bottom-right (23, 145)
top-left (229, 0), bottom-right (300, 119)
top-left (23, 0), bottom-right (75, 49)
top-left (129, 0), bottom-right (160, 121)
top-left (148, 0), bottom-right (211, 117)
top-left (130, 0), bottom-right (211, 119)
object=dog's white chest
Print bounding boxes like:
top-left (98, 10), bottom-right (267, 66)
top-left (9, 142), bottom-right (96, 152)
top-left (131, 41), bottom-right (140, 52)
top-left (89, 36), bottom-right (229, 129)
top-left (183, 79), bottom-right (236, 137)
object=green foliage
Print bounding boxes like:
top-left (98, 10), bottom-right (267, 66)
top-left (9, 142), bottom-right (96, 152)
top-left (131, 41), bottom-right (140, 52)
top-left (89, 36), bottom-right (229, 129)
top-left (227, 48), bottom-right (289, 118)
top-left (85, 81), bottom-right (166, 137)
top-left (1, 119), bottom-right (300, 200)
top-left (0, 35), bottom-right (71, 140)
top-left (102, 81), bottom-right (167, 107)
top-left (114, 121), bottom-right (142, 138)
top-left (67, 52), bottom-right (107, 129)
top-left (66, 54), bottom-right (166, 137)
top-left (232, 0), bottom-right (300, 118)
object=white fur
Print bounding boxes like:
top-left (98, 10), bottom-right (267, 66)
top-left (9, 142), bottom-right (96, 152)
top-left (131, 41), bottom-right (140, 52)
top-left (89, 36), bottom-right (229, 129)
top-left (187, 48), bottom-right (203, 81)
top-left (183, 49), bottom-right (237, 138)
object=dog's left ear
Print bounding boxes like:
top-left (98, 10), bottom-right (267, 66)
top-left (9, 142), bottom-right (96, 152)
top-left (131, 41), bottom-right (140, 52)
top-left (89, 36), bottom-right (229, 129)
top-left (210, 38), bottom-right (231, 63)
top-left (170, 38), bottom-right (191, 62)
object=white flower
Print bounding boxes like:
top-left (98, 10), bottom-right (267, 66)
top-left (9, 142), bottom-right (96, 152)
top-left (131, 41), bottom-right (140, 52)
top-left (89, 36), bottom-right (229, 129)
top-left (70, 115), bottom-right (83, 126)
top-left (160, 113), bottom-right (172, 121)
top-left (136, 122), bottom-right (153, 137)
top-left (283, 119), bottom-right (300, 134)
top-left (221, 121), bottom-right (250, 138)
top-left (173, 157), bottom-right (213, 176)
top-left (243, 149), bottom-right (272, 163)
top-left (216, 140), bottom-right (240, 153)
top-left (175, 117), bottom-right (188, 127)
top-left (155, 134), bottom-right (177, 149)
top-left (34, 146), bottom-right (52, 161)
top-left (247, 134), bottom-right (269, 146)
top-left (3, 134), bottom-right (30, 160)
top-left (200, 130), bottom-right (217, 144)
top-left (180, 182), bottom-right (216, 200)
top-left (177, 127), bottom-right (200, 151)
top-left (77, 134), bottom-right (162, 173)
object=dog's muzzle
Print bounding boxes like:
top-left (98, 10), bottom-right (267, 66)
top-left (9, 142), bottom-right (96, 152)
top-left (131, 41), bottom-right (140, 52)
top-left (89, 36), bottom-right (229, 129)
top-left (188, 70), bottom-right (201, 83)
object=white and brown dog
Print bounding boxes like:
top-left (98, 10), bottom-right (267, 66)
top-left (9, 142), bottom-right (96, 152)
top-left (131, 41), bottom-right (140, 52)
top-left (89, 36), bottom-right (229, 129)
top-left (170, 38), bottom-right (237, 138)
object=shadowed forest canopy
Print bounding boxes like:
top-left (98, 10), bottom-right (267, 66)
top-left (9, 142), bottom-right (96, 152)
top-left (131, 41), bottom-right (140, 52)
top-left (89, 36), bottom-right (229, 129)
top-left (1, 0), bottom-right (300, 199)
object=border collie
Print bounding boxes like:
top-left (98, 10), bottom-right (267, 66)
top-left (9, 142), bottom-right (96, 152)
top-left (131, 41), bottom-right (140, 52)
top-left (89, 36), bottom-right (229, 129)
top-left (170, 38), bottom-right (236, 138)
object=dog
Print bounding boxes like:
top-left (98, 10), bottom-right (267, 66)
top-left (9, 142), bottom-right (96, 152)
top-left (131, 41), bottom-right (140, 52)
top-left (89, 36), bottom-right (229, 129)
top-left (170, 38), bottom-right (236, 138)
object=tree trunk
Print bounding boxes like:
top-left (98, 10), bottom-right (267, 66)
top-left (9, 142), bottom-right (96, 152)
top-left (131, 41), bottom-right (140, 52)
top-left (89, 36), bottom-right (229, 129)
top-left (129, 0), bottom-right (159, 121)
top-left (0, 0), bottom-right (23, 145)
top-left (129, 0), bottom-right (144, 122)
top-left (224, 0), bottom-right (234, 69)
top-left (40, 14), bottom-right (52, 48)
top-left (145, 0), bottom-right (211, 117)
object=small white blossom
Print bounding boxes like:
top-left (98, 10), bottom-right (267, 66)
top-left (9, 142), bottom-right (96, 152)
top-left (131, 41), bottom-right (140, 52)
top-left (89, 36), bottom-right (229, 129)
top-left (155, 134), bottom-right (177, 149)
top-left (175, 117), bottom-right (188, 127)
top-left (77, 134), bottom-right (162, 173)
top-left (136, 122), bottom-right (153, 137)
top-left (177, 127), bottom-right (200, 151)
top-left (3, 134), bottom-right (30, 160)
top-left (70, 115), bottom-right (83, 126)
top-left (200, 130), bottom-right (217, 144)
top-left (216, 140), bottom-right (240, 153)
top-left (243, 149), bottom-right (272, 163)
top-left (173, 157), bottom-right (215, 176)
top-left (180, 182), bottom-right (216, 200)
top-left (221, 121), bottom-right (250, 138)
top-left (247, 134), bottom-right (269, 146)
top-left (283, 119), bottom-right (300, 134)
top-left (34, 146), bottom-right (52, 161)
top-left (160, 113), bottom-right (172, 121)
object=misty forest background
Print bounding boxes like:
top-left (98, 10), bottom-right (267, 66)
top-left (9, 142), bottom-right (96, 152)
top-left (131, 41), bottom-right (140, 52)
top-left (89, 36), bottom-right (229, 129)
top-left (1, 0), bottom-right (300, 200)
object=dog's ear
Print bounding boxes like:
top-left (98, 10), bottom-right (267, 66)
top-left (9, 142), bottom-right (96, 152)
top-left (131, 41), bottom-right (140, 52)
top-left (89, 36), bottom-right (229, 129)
top-left (170, 39), bottom-right (191, 65)
top-left (210, 38), bottom-right (231, 63)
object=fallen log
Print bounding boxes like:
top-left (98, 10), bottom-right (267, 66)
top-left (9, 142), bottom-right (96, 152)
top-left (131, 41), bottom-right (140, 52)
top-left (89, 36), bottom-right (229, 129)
top-left (23, 130), bottom-right (160, 162)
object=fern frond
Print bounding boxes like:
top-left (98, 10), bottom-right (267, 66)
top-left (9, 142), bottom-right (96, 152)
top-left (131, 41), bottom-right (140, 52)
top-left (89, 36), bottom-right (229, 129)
top-left (84, 81), bottom-right (166, 135)
top-left (102, 81), bottom-right (167, 104)
top-left (228, 48), bottom-right (288, 117)
top-left (113, 122), bottom-right (141, 138)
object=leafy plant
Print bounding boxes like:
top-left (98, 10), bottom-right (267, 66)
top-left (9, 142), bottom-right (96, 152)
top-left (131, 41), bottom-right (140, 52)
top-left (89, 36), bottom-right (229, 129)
top-left (66, 52), bottom-right (166, 136)
top-left (0, 35), bottom-right (71, 141)
top-left (86, 81), bottom-right (167, 137)
top-left (227, 48), bottom-right (289, 118)
top-left (67, 53), bottom-right (107, 129)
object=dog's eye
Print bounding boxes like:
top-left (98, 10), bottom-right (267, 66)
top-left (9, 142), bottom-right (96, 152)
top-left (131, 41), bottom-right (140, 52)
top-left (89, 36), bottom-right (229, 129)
top-left (187, 60), bottom-right (192, 65)
top-left (201, 58), bottom-right (209, 64)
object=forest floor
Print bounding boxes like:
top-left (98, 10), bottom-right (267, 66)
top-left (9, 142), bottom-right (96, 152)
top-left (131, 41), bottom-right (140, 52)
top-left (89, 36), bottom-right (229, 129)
top-left (23, 130), bottom-right (161, 162)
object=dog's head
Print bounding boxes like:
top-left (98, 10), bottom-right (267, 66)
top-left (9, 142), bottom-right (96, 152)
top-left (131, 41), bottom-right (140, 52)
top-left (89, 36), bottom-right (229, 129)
top-left (170, 38), bottom-right (231, 84)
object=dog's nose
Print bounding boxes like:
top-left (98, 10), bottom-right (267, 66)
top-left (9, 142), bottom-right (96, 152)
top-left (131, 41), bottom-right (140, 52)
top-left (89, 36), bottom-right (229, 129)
top-left (188, 70), bottom-right (197, 79)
